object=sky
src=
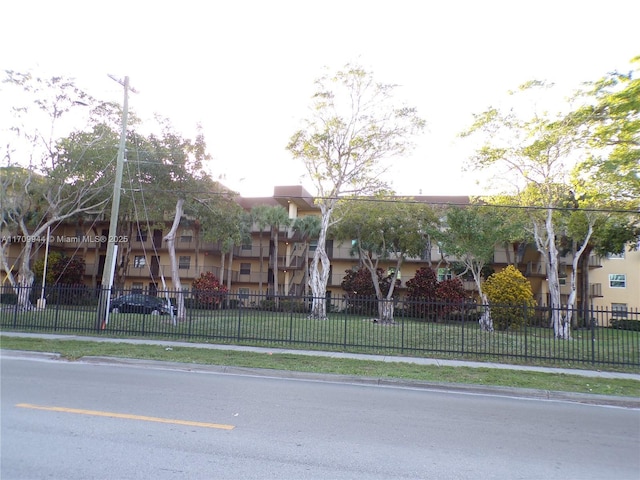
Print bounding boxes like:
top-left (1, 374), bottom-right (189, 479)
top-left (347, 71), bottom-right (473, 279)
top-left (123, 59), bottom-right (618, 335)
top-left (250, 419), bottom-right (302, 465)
top-left (2, 0), bottom-right (639, 198)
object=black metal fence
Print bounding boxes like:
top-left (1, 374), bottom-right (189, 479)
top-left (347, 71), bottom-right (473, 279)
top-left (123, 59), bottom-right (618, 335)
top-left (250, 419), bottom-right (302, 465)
top-left (1, 285), bottom-right (638, 369)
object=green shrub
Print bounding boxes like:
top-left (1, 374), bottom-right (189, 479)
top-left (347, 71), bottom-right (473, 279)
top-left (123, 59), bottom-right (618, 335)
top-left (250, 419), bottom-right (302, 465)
top-left (611, 319), bottom-right (640, 331)
top-left (0, 292), bottom-right (18, 304)
top-left (483, 265), bottom-right (536, 330)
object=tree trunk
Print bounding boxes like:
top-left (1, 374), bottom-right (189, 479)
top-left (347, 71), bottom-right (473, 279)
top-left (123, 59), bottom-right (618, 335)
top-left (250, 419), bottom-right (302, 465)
top-left (17, 246), bottom-right (35, 310)
top-left (474, 270), bottom-right (494, 332)
top-left (308, 205), bottom-right (332, 320)
top-left (378, 299), bottom-right (395, 324)
top-left (219, 251), bottom-right (226, 286)
top-left (163, 198), bottom-right (185, 321)
top-left (258, 230), bottom-right (264, 294)
top-left (578, 247), bottom-right (593, 328)
top-left (0, 244), bottom-right (17, 288)
top-left (566, 224), bottom-right (593, 330)
top-left (534, 208), bottom-right (569, 339)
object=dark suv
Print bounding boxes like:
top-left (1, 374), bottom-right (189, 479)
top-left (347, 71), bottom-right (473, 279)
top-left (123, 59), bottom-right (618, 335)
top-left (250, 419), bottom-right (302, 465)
top-left (109, 294), bottom-right (176, 315)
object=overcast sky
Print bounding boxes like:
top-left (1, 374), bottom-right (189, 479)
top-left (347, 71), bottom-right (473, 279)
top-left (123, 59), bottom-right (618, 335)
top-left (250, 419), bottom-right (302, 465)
top-left (3, 0), bottom-right (639, 197)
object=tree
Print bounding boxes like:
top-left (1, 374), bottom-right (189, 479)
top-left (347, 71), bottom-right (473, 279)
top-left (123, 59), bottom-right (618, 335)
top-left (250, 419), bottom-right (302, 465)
top-left (567, 58), bottom-right (640, 324)
top-left (483, 265), bottom-right (536, 331)
top-left (33, 253), bottom-right (86, 286)
top-left (435, 205), bottom-right (518, 331)
top-left (264, 206), bottom-right (291, 296)
top-left (341, 267), bottom-right (397, 316)
top-left (251, 205), bottom-right (272, 294)
top-left (570, 56), bottom-right (640, 203)
top-left (462, 81), bottom-right (596, 339)
top-left (333, 197), bottom-right (439, 323)
top-left (1, 72), bottom-right (115, 308)
top-left (287, 64), bottom-right (425, 320)
top-left (292, 215), bottom-right (321, 296)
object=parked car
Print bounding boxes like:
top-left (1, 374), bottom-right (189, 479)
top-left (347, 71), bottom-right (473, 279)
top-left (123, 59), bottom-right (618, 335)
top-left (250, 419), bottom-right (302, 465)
top-left (109, 294), bottom-right (176, 315)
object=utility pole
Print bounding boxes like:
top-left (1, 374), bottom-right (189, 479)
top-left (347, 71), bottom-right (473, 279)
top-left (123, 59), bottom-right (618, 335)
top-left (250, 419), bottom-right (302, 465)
top-left (97, 75), bottom-right (136, 329)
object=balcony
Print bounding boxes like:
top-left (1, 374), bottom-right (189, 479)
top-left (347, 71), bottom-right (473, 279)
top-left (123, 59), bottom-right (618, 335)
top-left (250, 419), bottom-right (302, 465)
top-left (524, 261), bottom-right (546, 277)
top-left (588, 255), bottom-right (603, 268)
top-left (589, 283), bottom-right (603, 298)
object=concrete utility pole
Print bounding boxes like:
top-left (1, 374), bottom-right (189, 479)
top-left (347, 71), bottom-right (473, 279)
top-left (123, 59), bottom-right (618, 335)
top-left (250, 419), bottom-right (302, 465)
top-left (97, 75), bottom-right (135, 328)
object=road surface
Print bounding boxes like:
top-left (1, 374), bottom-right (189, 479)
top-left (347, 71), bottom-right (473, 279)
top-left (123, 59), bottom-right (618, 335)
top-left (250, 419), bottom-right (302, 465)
top-left (1, 354), bottom-right (638, 479)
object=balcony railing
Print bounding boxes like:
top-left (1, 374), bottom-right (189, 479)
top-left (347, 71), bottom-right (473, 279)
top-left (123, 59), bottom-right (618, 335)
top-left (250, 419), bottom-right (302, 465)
top-left (589, 283), bottom-right (603, 298)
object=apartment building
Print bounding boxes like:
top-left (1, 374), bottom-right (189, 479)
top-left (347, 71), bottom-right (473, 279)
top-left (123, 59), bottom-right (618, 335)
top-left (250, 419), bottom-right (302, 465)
top-left (588, 245), bottom-right (640, 315)
top-left (2, 185), bottom-right (635, 313)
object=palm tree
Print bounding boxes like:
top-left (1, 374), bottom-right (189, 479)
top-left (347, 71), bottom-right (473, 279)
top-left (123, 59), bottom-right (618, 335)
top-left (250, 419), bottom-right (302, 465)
top-left (265, 206), bottom-right (291, 296)
top-left (293, 215), bottom-right (321, 296)
top-left (251, 205), bottom-right (271, 294)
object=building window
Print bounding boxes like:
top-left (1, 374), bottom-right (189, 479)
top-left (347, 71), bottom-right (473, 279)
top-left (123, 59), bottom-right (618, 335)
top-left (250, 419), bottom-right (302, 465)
top-left (180, 230), bottom-right (193, 243)
top-left (437, 268), bottom-right (452, 282)
top-left (131, 282), bottom-right (143, 293)
top-left (607, 251), bottom-right (625, 259)
top-left (309, 240), bottom-right (318, 252)
top-left (240, 263), bottom-right (251, 275)
top-left (241, 241), bottom-right (252, 250)
top-left (611, 303), bottom-right (628, 318)
top-left (388, 267), bottom-right (401, 281)
top-left (179, 256), bottom-right (191, 270)
top-left (609, 274), bottom-right (626, 288)
top-left (134, 256), bottom-right (146, 268)
top-left (135, 230), bottom-right (147, 242)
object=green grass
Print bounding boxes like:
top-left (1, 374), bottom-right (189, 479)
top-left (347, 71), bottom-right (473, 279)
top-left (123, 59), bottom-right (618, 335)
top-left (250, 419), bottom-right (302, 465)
top-left (1, 306), bottom-right (639, 371)
top-left (1, 336), bottom-right (639, 398)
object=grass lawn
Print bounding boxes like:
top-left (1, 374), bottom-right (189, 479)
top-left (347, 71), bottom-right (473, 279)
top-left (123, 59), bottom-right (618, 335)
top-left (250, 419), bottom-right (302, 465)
top-left (1, 305), bottom-right (639, 371)
top-left (1, 335), bottom-right (639, 399)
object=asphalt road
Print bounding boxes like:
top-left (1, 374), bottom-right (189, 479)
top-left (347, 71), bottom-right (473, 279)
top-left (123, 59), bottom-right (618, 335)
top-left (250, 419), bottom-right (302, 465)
top-left (2, 354), bottom-right (639, 480)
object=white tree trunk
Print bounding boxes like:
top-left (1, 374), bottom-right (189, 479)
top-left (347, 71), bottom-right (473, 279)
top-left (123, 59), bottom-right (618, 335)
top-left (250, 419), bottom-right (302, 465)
top-left (477, 289), bottom-right (494, 333)
top-left (566, 223), bottom-right (593, 329)
top-left (308, 205), bottom-right (332, 320)
top-left (378, 299), bottom-right (395, 324)
top-left (0, 244), bottom-right (17, 288)
top-left (163, 198), bottom-right (186, 321)
top-left (17, 246), bottom-right (35, 309)
top-left (534, 208), bottom-right (569, 339)
top-left (468, 262), bottom-right (494, 332)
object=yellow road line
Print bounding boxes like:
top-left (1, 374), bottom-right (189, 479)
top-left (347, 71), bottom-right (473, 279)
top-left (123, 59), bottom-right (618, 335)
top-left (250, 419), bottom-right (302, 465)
top-left (16, 403), bottom-right (235, 430)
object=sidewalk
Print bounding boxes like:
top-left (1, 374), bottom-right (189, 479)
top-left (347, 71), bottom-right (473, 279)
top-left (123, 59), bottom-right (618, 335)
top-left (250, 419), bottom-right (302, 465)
top-left (2, 331), bottom-right (639, 380)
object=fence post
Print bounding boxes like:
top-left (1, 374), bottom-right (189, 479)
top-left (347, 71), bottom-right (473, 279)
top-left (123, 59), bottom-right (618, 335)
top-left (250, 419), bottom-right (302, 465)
top-left (590, 303), bottom-right (596, 366)
top-left (343, 304), bottom-right (348, 349)
top-left (289, 300), bottom-right (294, 344)
top-left (524, 302), bottom-right (528, 362)
top-left (53, 294), bottom-right (60, 332)
top-left (461, 309), bottom-right (465, 356)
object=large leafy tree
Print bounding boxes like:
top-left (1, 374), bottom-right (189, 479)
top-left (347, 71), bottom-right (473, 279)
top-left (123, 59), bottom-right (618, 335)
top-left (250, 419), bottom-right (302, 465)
top-left (435, 204), bottom-right (520, 331)
top-left (462, 81), bottom-right (599, 339)
top-left (1, 72), bottom-right (115, 308)
top-left (333, 196), bottom-right (439, 324)
top-left (287, 64), bottom-right (425, 320)
top-left (567, 57), bottom-right (640, 323)
top-left (570, 56), bottom-right (640, 203)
